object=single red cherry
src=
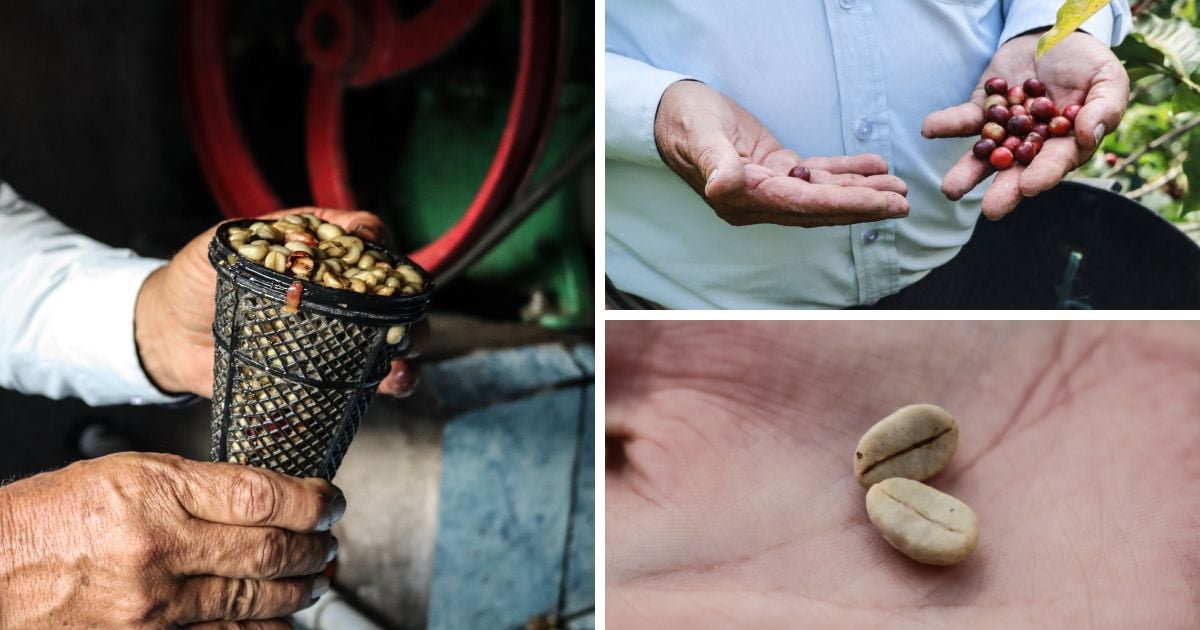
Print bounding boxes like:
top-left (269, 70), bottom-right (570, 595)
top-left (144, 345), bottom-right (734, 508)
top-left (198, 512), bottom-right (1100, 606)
top-left (1006, 85), bottom-right (1026, 106)
top-left (984, 94), bottom-right (1008, 110)
top-left (1014, 142), bottom-right (1037, 166)
top-left (1002, 135), bottom-right (1022, 153)
top-left (1105, 152), bottom-right (1119, 166)
top-left (1007, 114), bottom-right (1034, 137)
top-left (1023, 78), bottom-right (1047, 98)
top-left (1029, 97), bottom-right (1057, 122)
top-left (1025, 131), bottom-right (1045, 150)
top-left (990, 147), bottom-right (1014, 170)
top-left (986, 105), bottom-right (1012, 126)
top-left (985, 77), bottom-right (1008, 96)
top-left (981, 122), bottom-right (1006, 143)
top-left (1062, 103), bottom-right (1082, 123)
top-left (1048, 116), bottom-right (1072, 137)
top-left (788, 165), bottom-right (812, 181)
top-left (1010, 105), bottom-right (1028, 117)
top-left (973, 138), bottom-right (997, 160)
top-left (1032, 122), bottom-right (1050, 139)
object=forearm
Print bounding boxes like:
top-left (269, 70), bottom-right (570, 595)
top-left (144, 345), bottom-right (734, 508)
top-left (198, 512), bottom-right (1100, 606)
top-left (604, 52), bottom-right (693, 166)
top-left (0, 181), bottom-right (176, 405)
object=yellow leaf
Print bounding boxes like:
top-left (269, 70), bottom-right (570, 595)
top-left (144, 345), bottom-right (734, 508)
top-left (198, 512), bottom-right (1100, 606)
top-left (1037, 0), bottom-right (1113, 58)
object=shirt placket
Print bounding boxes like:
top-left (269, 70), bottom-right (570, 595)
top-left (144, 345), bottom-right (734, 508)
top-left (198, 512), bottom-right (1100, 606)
top-left (825, 0), bottom-right (899, 305)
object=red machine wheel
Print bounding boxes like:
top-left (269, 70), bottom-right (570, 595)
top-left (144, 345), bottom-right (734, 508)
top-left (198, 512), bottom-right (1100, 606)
top-left (179, 0), bottom-right (563, 275)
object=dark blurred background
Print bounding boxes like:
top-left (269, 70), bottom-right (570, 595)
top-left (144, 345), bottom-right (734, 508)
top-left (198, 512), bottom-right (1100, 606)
top-left (0, 1), bottom-right (594, 628)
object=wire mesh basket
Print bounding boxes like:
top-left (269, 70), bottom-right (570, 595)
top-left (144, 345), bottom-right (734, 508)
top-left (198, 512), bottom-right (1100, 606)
top-left (208, 220), bottom-right (433, 480)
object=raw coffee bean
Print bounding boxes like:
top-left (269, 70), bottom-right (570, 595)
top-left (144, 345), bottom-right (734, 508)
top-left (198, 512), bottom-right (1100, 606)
top-left (1029, 97), bottom-right (1057, 122)
top-left (985, 105), bottom-right (1011, 126)
top-left (990, 146), bottom-right (1014, 170)
top-left (237, 243), bottom-right (268, 263)
top-left (1006, 85), bottom-right (1025, 106)
top-left (1062, 103), bottom-right (1081, 123)
top-left (1048, 116), bottom-right (1072, 137)
top-left (1014, 142), bottom-right (1037, 166)
top-left (1023, 78), bottom-right (1046, 98)
top-left (788, 165), bottom-right (812, 181)
top-left (386, 325), bottom-right (406, 345)
top-left (865, 478), bottom-right (979, 566)
top-left (984, 94), bottom-right (1007, 110)
top-left (853, 404), bottom-right (959, 488)
top-left (1006, 114), bottom-right (1034, 137)
top-left (981, 122), bottom-right (1006, 143)
top-left (1001, 135), bottom-right (1022, 153)
top-left (984, 77), bottom-right (1007, 96)
top-left (316, 222), bottom-right (345, 241)
top-left (972, 138), bottom-right (997, 160)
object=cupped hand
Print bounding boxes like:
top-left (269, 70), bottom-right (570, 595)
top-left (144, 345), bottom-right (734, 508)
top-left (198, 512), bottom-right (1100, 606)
top-left (0, 452), bottom-right (344, 628)
top-left (134, 208), bottom-right (425, 399)
top-left (607, 321), bottom-right (1200, 628)
top-left (923, 32), bottom-right (1129, 219)
top-left (654, 80), bottom-right (910, 227)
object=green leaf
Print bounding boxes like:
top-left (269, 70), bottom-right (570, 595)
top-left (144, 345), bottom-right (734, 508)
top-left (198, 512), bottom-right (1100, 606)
top-left (1124, 14), bottom-right (1200, 84)
top-left (1181, 132), bottom-right (1200, 210)
top-left (1037, 0), bottom-right (1113, 58)
top-left (1172, 84), bottom-right (1200, 113)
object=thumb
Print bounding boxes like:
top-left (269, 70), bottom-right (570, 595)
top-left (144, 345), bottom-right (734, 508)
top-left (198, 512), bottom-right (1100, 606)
top-left (697, 136), bottom-right (747, 200)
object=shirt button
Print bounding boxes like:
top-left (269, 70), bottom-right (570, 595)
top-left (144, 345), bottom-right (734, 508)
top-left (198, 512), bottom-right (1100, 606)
top-left (855, 119), bottom-right (873, 141)
top-left (839, 0), bottom-right (855, 8)
top-left (862, 229), bottom-right (879, 245)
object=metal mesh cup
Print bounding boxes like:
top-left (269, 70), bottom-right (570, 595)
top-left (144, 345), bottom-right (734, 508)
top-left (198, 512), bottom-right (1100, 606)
top-left (208, 220), bottom-right (433, 480)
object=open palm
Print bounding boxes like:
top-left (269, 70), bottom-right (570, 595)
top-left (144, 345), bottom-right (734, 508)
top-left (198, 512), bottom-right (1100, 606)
top-left (607, 321), bottom-right (1199, 628)
top-left (923, 32), bottom-right (1129, 220)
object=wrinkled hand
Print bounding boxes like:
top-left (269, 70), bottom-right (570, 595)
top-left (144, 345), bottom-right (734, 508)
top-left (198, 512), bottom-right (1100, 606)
top-left (0, 452), bottom-right (344, 628)
top-left (134, 208), bottom-right (425, 399)
top-left (654, 80), bottom-right (909, 227)
top-left (923, 32), bottom-right (1129, 219)
top-left (607, 321), bottom-right (1200, 627)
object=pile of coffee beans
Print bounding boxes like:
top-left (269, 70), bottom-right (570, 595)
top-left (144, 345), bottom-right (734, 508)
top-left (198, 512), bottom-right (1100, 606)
top-left (973, 77), bottom-right (1081, 170)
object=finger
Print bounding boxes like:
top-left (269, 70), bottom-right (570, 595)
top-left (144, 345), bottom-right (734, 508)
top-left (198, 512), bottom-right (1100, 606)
top-left (376, 358), bottom-right (421, 398)
top-left (1018, 137), bottom-right (1081, 197)
top-left (694, 132), bottom-right (748, 201)
top-left (940, 151), bottom-right (991, 201)
top-left (173, 460), bottom-right (346, 532)
top-left (752, 180), bottom-right (908, 226)
top-left (1072, 64), bottom-right (1130, 153)
top-left (186, 620), bottom-right (292, 630)
top-left (800, 154), bottom-right (889, 176)
top-left (981, 166), bottom-right (1025, 220)
top-left (922, 103), bottom-right (985, 139)
top-left (811, 171), bottom-right (909, 195)
top-left (176, 522), bottom-right (336, 579)
top-left (171, 574), bottom-right (327, 624)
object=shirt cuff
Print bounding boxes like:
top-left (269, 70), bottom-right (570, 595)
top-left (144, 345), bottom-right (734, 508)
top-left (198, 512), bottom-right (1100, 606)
top-left (51, 256), bottom-right (186, 406)
top-left (605, 51), bottom-right (693, 166)
top-left (1001, 1), bottom-right (1120, 48)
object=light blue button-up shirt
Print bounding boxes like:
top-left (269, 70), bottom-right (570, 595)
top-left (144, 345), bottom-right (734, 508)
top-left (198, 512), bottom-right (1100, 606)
top-left (606, 0), bottom-right (1131, 309)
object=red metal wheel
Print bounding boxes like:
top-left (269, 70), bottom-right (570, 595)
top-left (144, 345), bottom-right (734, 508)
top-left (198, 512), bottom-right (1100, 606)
top-left (179, 0), bottom-right (564, 275)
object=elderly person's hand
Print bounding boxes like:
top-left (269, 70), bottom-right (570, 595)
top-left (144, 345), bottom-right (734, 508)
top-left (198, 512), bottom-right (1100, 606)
top-left (0, 452), bottom-right (342, 628)
top-left (654, 80), bottom-right (910, 227)
top-left (923, 31), bottom-right (1130, 219)
top-left (133, 208), bottom-right (425, 400)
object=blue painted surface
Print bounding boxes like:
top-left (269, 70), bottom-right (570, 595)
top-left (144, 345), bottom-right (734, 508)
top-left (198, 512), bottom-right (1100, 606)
top-left (428, 344), bottom-right (594, 630)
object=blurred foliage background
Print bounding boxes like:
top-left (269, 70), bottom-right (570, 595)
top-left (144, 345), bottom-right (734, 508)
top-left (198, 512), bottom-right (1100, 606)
top-left (1073, 0), bottom-right (1200, 241)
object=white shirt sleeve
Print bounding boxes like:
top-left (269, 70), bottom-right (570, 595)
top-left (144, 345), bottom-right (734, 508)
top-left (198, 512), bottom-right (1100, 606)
top-left (0, 181), bottom-right (186, 406)
top-left (1002, 0), bottom-right (1132, 47)
top-left (604, 51), bottom-right (693, 167)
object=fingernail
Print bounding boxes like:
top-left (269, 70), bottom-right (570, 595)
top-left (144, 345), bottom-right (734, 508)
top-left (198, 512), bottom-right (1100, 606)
top-left (1094, 123), bottom-right (1106, 146)
top-left (311, 574), bottom-right (331, 600)
top-left (316, 492), bottom-right (346, 531)
top-left (325, 536), bottom-right (339, 564)
top-left (706, 169), bottom-right (719, 184)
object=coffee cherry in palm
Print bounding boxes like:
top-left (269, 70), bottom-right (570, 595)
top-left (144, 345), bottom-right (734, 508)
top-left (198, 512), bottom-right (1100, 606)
top-left (788, 165), bottom-right (812, 181)
top-left (985, 77), bottom-right (1008, 96)
top-left (1014, 142), bottom-right (1038, 166)
top-left (1006, 85), bottom-right (1026, 106)
top-left (1048, 116), bottom-right (1072, 137)
top-left (1002, 135), bottom-right (1022, 153)
top-left (984, 94), bottom-right (1008, 110)
top-left (1007, 114), bottom-right (1034, 137)
top-left (1029, 97), bottom-right (1057, 122)
top-left (973, 138), bottom-right (997, 160)
top-left (1062, 103), bottom-right (1082, 123)
top-left (986, 105), bottom-right (1012, 126)
top-left (1023, 78), bottom-right (1047, 98)
top-left (982, 122), bottom-right (1006, 143)
top-left (990, 147), bottom-right (1014, 170)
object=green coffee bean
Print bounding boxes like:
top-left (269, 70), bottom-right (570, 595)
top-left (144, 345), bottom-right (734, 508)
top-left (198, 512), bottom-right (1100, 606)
top-left (316, 222), bottom-right (345, 241)
top-left (263, 251), bottom-right (287, 273)
top-left (386, 325), bottom-right (405, 344)
top-left (237, 243), bottom-right (268, 262)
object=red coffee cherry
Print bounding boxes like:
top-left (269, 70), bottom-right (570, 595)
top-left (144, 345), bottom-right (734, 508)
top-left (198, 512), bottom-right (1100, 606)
top-left (1002, 135), bottom-right (1022, 153)
top-left (1010, 105), bottom-right (1028, 117)
top-left (1062, 103), bottom-right (1082, 123)
top-left (990, 147), bottom-right (1014, 170)
top-left (981, 122), bottom-right (1006, 143)
top-left (788, 165), bottom-right (812, 181)
top-left (1006, 85), bottom-right (1026, 106)
top-left (1029, 97), bottom-right (1058, 122)
top-left (1023, 78), bottom-right (1047, 98)
top-left (985, 77), bottom-right (1008, 96)
top-left (1104, 152), bottom-right (1119, 166)
top-left (1006, 114), bottom-right (1034, 137)
top-left (1014, 142), bottom-right (1038, 166)
top-left (1048, 116), bottom-right (1072, 137)
top-left (984, 94), bottom-right (1008, 110)
top-left (1025, 131), bottom-right (1045, 150)
top-left (986, 105), bottom-right (1012, 126)
top-left (973, 138), bottom-right (997, 160)
top-left (1032, 122), bottom-right (1050, 139)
